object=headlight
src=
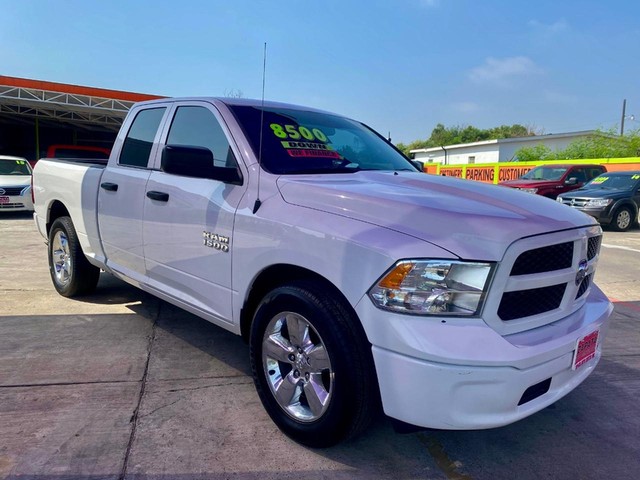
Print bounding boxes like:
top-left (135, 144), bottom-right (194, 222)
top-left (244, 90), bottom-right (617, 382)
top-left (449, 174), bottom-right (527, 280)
top-left (585, 198), bottom-right (612, 208)
top-left (368, 260), bottom-right (493, 316)
top-left (556, 196), bottom-right (564, 203)
top-left (519, 188), bottom-right (538, 194)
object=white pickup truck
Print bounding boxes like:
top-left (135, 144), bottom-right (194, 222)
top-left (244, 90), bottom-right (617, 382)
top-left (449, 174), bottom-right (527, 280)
top-left (33, 97), bottom-right (613, 447)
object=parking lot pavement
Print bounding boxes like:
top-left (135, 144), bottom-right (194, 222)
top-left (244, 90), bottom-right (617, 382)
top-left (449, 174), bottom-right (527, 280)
top-left (1, 212), bottom-right (639, 479)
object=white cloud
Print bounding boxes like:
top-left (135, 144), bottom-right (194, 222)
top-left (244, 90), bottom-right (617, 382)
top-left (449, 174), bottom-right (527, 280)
top-left (543, 90), bottom-right (579, 104)
top-left (452, 101), bottom-right (480, 113)
top-left (528, 19), bottom-right (569, 35)
top-left (468, 56), bottom-right (542, 86)
top-left (418, 0), bottom-right (440, 7)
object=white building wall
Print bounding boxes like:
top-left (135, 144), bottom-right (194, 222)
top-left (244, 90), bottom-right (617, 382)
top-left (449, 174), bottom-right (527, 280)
top-left (498, 134), bottom-right (592, 162)
top-left (414, 144), bottom-right (499, 165)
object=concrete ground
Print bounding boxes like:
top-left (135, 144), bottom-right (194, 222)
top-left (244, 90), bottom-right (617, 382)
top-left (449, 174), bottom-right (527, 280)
top-left (0, 211), bottom-right (638, 480)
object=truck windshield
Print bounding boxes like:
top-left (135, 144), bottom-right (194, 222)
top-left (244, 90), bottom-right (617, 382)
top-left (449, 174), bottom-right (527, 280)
top-left (0, 159), bottom-right (31, 176)
top-left (584, 173), bottom-right (640, 190)
top-left (520, 166), bottom-right (568, 181)
top-left (228, 105), bottom-right (416, 175)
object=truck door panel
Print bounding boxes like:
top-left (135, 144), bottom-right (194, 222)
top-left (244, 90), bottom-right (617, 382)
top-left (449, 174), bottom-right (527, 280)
top-left (98, 106), bottom-right (169, 283)
top-left (142, 103), bottom-right (244, 323)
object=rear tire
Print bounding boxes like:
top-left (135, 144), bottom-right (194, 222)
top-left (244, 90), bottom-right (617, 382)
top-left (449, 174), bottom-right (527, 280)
top-left (249, 281), bottom-right (377, 447)
top-left (611, 207), bottom-right (632, 231)
top-left (48, 216), bottom-right (100, 297)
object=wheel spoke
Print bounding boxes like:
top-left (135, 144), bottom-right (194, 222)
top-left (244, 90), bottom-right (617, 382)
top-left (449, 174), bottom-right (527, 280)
top-left (307, 344), bottom-right (330, 372)
top-left (304, 375), bottom-right (329, 417)
top-left (264, 334), bottom-right (295, 363)
top-left (286, 313), bottom-right (310, 348)
top-left (274, 371), bottom-right (300, 407)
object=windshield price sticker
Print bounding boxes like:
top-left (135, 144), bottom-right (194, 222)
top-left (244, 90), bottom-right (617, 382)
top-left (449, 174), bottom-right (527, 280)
top-left (632, 174), bottom-right (640, 180)
top-left (270, 123), bottom-right (328, 142)
top-left (592, 176), bottom-right (608, 184)
top-left (271, 123), bottom-right (340, 159)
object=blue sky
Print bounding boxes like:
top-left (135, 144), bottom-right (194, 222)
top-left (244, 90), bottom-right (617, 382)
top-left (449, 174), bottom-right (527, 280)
top-left (2, 0), bottom-right (640, 144)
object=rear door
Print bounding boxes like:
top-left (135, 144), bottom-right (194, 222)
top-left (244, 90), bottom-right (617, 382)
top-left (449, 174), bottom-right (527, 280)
top-left (142, 101), bottom-right (246, 324)
top-left (98, 104), bottom-right (170, 283)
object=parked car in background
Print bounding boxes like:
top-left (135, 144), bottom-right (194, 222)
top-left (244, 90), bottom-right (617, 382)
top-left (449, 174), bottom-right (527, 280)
top-left (46, 144), bottom-right (111, 160)
top-left (0, 155), bottom-right (33, 212)
top-left (557, 171), bottom-right (640, 231)
top-left (500, 164), bottom-right (606, 199)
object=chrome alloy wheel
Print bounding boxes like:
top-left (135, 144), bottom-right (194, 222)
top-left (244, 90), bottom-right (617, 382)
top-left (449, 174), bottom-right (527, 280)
top-left (51, 230), bottom-right (72, 286)
top-left (262, 312), bottom-right (334, 422)
top-left (616, 209), bottom-right (631, 230)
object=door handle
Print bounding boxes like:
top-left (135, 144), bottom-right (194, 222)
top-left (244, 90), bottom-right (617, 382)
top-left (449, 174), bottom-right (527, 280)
top-left (100, 182), bottom-right (118, 192)
top-left (146, 191), bottom-right (169, 202)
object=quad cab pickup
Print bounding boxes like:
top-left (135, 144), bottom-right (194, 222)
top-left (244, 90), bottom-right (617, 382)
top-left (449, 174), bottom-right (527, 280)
top-left (33, 98), bottom-right (613, 447)
top-left (500, 164), bottom-right (606, 199)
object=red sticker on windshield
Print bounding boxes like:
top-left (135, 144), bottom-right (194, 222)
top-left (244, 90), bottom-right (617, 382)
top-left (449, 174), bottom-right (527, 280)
top-left (287, 149), bottom-right (341, 158)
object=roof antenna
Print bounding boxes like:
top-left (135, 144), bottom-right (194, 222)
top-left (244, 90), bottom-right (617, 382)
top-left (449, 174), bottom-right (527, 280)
top-left (253, 42), bottom-right (267, 215)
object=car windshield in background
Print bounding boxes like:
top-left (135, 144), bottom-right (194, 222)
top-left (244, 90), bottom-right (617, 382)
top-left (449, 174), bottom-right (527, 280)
top-left (0, 159), bottom-right (31, 175)
top-left (584, 173), bottom-right (640, 190)
top-left (521, 166), bottom-right (568, 181)
top-left (229, 105), bottom-right (416, 175)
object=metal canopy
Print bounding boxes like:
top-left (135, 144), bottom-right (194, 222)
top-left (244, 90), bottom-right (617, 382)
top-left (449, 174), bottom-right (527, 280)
top-left (0, 84), bottom-right (133, 131)
top-left (0, 76), bottom-right (164, 132)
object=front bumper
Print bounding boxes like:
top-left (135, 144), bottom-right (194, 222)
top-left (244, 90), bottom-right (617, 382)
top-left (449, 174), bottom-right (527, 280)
top-left (355, 285), bottom-right (612, 430)
top-left (573, 206), bottom-right (613, 225)
top-left (0, 192), bottom-right (33, 212)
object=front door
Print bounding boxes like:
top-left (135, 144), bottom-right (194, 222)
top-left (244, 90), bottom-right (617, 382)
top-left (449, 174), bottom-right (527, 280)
top-left (142, 103), bottom-right (245, 323)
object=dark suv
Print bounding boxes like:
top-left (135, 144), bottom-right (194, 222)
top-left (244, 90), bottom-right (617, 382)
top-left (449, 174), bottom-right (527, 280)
top-left (500, 164), bottom-right (606, 199)
top-left (557, 171), bottom-right (640, 231)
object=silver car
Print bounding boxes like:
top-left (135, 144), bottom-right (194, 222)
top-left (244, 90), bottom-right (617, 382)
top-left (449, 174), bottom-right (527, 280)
top-left (0, 155), bottom-right (34, 212)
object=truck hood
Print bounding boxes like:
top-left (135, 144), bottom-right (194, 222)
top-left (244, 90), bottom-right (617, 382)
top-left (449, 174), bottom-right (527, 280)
top-left (499, 179), bottom-right (561, 189)
top-left (560, 187), bottom-right (629, 200)
top-left (277, 171), bottom-right (595, 261)
top-left (0, 175), bottom-right (31, 187)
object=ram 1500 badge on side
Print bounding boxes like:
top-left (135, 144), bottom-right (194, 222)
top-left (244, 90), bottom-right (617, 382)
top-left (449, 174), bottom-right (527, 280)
top-left (32, 98), bottom-right (613, 447)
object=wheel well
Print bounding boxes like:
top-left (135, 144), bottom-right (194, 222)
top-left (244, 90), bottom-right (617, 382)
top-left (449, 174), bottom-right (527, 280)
top-left (240, 264), bottom-right (356, 343)
top-left (46, 201), bottom-right (70, 235)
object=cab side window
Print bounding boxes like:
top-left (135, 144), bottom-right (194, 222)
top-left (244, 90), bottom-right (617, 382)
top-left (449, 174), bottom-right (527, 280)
top-left (571, 168), bottom-right (587, 183)
top-left (166, 106), bottom-right (238, 168)
top-left (119, 108), bottom-right (166, 168)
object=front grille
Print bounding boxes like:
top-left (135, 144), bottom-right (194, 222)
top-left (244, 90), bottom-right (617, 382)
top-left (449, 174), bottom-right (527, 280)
top-left (511, 242), bottom-right (573, 275)
top-left (587, 236), bottom-right (602, 260)
top-left (498, 283), bottom-right (566, 320)
top-left (560, 197), bottom-right (590, 208)
top-left (484, 228), bottom-right (602, 334)
top-left (0, 186), bottom-right (25, 196)
top-left (576, 274), bottom-right (592, 299)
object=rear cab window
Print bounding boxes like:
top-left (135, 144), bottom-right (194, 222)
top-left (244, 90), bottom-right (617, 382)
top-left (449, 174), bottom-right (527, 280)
top-left (119, 107), bottom-right (167, 168)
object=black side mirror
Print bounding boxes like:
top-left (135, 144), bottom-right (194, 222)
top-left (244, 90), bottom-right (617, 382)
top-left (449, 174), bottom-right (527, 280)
top-left (411, 160), bottom-right (424, 171)
top-left (565, 177), bottom-right (578, 185)
top-left (161, 145), bottom-right (242, 185)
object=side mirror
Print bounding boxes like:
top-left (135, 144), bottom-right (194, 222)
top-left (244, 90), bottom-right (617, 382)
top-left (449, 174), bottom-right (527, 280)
top-left (565, 177), bottom-right (578, 185)
top-left (411, 160), bottom-right (424, 171)
top-left (161, 145), bottom-right (242, 185)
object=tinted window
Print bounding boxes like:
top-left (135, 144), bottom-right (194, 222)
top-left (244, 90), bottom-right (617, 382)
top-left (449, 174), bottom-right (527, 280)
top-left (119, 108), bottom-right (166, 167)
top-left (166, 106), bottom-right (237, 168)
top-left (586, 173), bottom-right (640, 190)
top-left (228, 105), bottom-right (416, 175)
top-left (0, 159), bottom-right (31, 175)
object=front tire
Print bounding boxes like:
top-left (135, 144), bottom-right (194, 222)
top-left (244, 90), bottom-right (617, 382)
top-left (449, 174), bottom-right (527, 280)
top-left (611, 207), bottom-right (632, 231)
top-left (249, 281), bottom-right (377, 447)
top-left (48, 216), bottom-right (100, 297)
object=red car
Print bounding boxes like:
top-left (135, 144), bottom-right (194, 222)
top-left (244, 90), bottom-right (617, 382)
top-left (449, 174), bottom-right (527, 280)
top-left (500, 164), bottom-right (606, 199)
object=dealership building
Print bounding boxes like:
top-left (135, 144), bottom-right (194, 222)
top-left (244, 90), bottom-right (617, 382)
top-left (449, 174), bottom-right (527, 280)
top-left (0, 75), bottom-right (163, 161)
